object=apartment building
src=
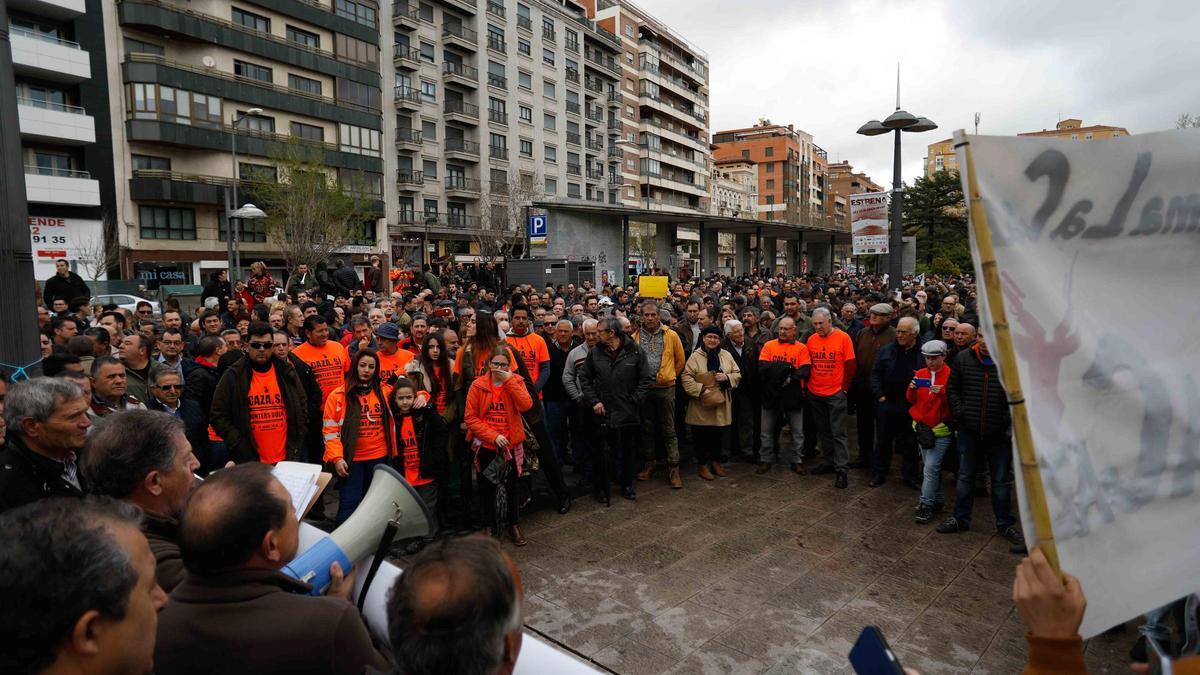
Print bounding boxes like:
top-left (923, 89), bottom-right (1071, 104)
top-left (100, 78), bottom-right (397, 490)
top-left (94, 0), bottom-right (386, 285)
top-left (711, 121), bottom-right (807, 223)
top-left (709, 158), bottom-right (755, 218)
top-left (923, 137), bottom-right (958, 176)
top-left (10, 0), bottom-right (104, 281)
top-left (384, 0), bottom-right (624, 262)
top-left (1018, 118), bottom-right (1129, 141)
top-left (589, 0), bottom-right (710, 214)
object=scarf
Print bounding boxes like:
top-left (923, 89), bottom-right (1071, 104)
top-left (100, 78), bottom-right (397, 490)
top-left (703, 345), bottom-right (722, 372)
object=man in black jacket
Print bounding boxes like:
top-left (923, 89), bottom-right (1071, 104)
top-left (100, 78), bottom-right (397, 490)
top-left (937, 334), bottom-right (1026, 554)
top-left (331, 258), bottom-right (360, 296)
top-left (579, 318), bottom-right (653, 501)
top-left (182, 335), bottom-right (225, 471)
top-left (42, 260), bottom-right (90, 308)
top-left (0, 377), bottom-right (91, 513)
top-left (869, 316), bottom-right (923, 489)
top-left (145, 370), bottom-right (209, 468)
top-left (722, 319), bottom-right (760, 462)
top-left (210, 322), bottom-right (308, 464)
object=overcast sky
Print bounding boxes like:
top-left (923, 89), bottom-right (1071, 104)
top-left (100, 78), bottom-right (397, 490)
top-left (637, 0), bottom-right (1200, 186)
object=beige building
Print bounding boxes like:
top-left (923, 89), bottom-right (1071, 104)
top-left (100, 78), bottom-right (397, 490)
top-left (826, 160), bottom-right (883, 231)
top-left (924, 138), bottom-right (958, 176)
top-left (709, 158), bottom-right (756, 218)
top-left (1018, 118), bottom-right (1130, 141)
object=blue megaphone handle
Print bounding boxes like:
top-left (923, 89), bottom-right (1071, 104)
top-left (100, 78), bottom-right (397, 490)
top-left (282, 536), bottom-right (353, 596)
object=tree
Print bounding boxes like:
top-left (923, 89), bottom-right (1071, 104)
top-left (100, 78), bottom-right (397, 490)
top-left (251, 142), bottom-right (376, 275)
top-left (76, 210), bottom-right (120, 281)
top-left (628, 221), bottom-right (657, 269)
top-left (903, 169), bottom-right (970, 274)
top-left (1177, 113), bottom-right (1200, 129)
top-left (476, 168), bottom-right (543, 261)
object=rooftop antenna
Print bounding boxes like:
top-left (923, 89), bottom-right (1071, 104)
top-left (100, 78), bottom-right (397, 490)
top-left (895, 62), bottom-right (901, 110)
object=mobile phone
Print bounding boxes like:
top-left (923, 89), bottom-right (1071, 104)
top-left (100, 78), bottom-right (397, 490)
top-left (912, 377), bottom-right (932, 388)
top-left (849, 625), bottom-right (905, 675)
top-left (1148, 636), bottom-right (1173, 675)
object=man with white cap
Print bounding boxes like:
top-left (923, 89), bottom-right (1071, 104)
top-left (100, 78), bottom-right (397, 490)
top-left (906, 340), bottom-right (954, 524)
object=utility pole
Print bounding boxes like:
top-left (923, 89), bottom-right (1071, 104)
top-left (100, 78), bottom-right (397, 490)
top-left (0, 0), bottom-right (44, 378)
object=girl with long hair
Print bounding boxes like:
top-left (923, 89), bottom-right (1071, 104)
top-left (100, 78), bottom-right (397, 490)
top-left (389, 376), bottom-right (447, 549)
top-left (405, 332), bottom-right (455, 420)
top-left (322, 348), bottom-right (394, 523)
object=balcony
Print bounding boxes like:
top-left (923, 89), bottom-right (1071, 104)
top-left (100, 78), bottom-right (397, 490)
top-left (516, 15), bottom-right (531, 31)
top-left (608, 145), bottom-right (623, 158)
top-left (486, 1), bottom-right (504, 18)
top-left (542, 27), bottom-right (555, 43)
top-left (586, 137), bottom-right (604, 151)
top-left (584, 77), bottom-right (603, 95)
top-left (393, 1), bottom-right (420, 29)
top-left (394, 86), bottom-right (423, 110)
top-left (486, 34), bottom-right (506, 52)
top-left (444, 99), bottom-right (480, 123)
top-left (586, 167), bottom-right (604, 180)
top-left (639, 116), bottom-right (707, 151)
top-left (608, 173), bottom-right (622, 186)
top-left (9, 0), bottom-right (84, 18)
top-left (395, 127), bottom-right (423, 150)
top-left (396, 170), bottom-right (424, 190)
top-left (585, 50), bottom-right (620, 78)
top-left (442, 0), bottom-right (477, 14)
top-left (565, 39), bottom-right (579, 54)
top-left (393, 45), bottom-right (421, 69)
top-left (566, 163), bottom-right (581, 176)
top-left (585, 107), bottom-right (604, 123)
top-left (128, 169), bottom-right (274, 205)
top-left (565, 101), bottom-right (581, 115)
top-left (607, 90), bottom-right (622, 107)
top-left (442, 23), bottom-right (478, 50)
top-left (442, 61), bottom-right (479, 87)
top-left (487, 73), bottom-right (507, 89)
top-left (489, 145), bottom-right (508, 160)
top-left (444, 175), bottom-right (482, 196)
top-left (487, 109), bottom-right (508, 125)
top-left (17, 98), bottom-right (95, 145)
top-left (566, 132), bottom-right (581, 146)
top-left (24, 166), bottom-right (100, 206)
top-left (10, 26), bottom-right (90, 82)
top-left (445, 137), bottom-right (481, 160)
top-left (607, 118), bottom-right (622, 133)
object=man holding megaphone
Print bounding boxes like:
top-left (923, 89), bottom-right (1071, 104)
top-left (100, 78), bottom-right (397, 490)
top-left (154, 463), bottom-right (387, 675)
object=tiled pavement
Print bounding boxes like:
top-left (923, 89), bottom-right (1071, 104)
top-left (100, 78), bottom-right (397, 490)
top-left (501, 459), bottom-right (1135, 674)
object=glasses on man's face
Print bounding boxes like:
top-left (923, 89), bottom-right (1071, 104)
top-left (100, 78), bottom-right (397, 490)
top-left (489, 361), bottom-right (510, 370)
top-left (155, 384), bottom-right (183, 391)
top-left (247, 341), bottom-right (272, 350)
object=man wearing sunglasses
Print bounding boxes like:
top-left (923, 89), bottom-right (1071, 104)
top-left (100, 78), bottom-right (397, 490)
top-left (146, 370), bottom-right (209, 470)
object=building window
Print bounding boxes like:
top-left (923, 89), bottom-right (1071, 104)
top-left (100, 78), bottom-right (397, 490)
top-left (420, 80), bottom-right (436, 102)
top-left (764, 146), bottom-right (774, 157)
top-left (240, 112), bottom-right (275, 132)
top-left (335, 0), bottom-right (377, 28)
top-left (422, 120), bottom-right (436, 140)
top-left (544, 145), bottom-right (556, 162)
top-left (131, 154), bottom-right (171, 171)
top-left (287, 25), bottom-right (320, 49)
top-left (489, 132), bottom-right (507, 150)
top-left (542, 80), bottom-right (555, 99)
top-left (419, 41), bottom-right (435, 63)
top-left (519, 105), bottom-right (532, 123)
top-left (765, 162), bottom-right (774, 173)
top-left (542, 48), bottom-right (554, 66)
top-left (545, 177), bottom-right (557, 194)
top-left (487, 24), bottom-right (505, 51)
top-left (423, 198), bottom-right (438, 217)
top-left (124, 37), bottom-right (164, 55)
top-left (290, 121), bottom-right (324, 142)
top-left (239, 162), bottom-right (278, 183)
top-left (139, 206), bottom-right (196, 240)
top-left (567, 182), bottom-right (580, 198)
top-left (418, 2), bottom-right (434, 21)
top-left (518, 71), bottom-right (532, 90)
top-left (234, 60), bottom-right (272, 83)
top-left (624, 22), bottom-right (634, 37)
top-left (423, 159), bottom-right (437, 178)
top-left (765, 179), bottom-right (775, 189)
top-left (337, 79), bottom-right (381, 109)
top-left (565, 29), bottom-right (578, 52)
top-left (543, 113), bottom-right (555, 131)
top-left (520, 138), bottom-right (533, 157)
top-left (518, 37), bottom-right (531, 56)
top-left (336, 34), bottom-right (379, 66)
top-left (487, 61), bottom-right (507, 88)
top-left (339, 123), bottom-right (382, 156)
top-left (741, 149), bottom-right (750, 159)
top-left (288, 74), bottom-right (322, 95)
top-left (231, 7), bottom-right (269, 32)
top-left (766, 195), bottom-right (774, 205)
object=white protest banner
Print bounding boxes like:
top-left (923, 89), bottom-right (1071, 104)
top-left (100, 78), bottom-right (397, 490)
top-left (849, 192), bottom-right (889, 255)
top-left (956, 129), bottom-right (1200, 637)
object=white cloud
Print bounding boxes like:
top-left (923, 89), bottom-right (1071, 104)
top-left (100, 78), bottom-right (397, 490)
top-left (635, 0), bottom-right (1200, 185)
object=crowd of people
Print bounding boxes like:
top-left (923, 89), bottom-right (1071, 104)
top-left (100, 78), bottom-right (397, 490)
top-left (3, 256), bottom-right (1195, 674)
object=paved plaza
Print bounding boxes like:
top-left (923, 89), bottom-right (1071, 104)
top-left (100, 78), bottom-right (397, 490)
top-left (496, 456), bottom-right (1134, 674)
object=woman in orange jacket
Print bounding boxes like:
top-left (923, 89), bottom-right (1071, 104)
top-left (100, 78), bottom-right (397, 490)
top-left (323, 348), bottom-right (394, 523)
top-left (464, 344), bottom-right (533, 545)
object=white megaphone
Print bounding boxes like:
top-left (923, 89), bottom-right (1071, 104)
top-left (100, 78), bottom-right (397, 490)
top-left (284, 464), bottom-right (431, 595)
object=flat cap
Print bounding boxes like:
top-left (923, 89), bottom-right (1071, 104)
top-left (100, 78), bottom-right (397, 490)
top-left (869, 303), bottom-right (894, 316)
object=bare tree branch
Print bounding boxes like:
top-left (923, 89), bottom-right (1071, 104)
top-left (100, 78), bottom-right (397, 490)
top-left (75, 210), bottom-right (119, 281)
top-left (475, 167), bottom-right (544, 261)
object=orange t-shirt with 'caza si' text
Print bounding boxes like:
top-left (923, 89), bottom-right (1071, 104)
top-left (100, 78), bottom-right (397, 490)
top-left (398, 415), bottom-right (433, 486)
top-left (292, 340), bottom-right (350, 405)
top-left (805, 329), bottom-right (855, 397)
top-left (248, 365), bottom-right (288, 464)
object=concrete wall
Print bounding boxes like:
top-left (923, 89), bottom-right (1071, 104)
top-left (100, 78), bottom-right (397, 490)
top-left (538, 208), bottom-right (626, 286)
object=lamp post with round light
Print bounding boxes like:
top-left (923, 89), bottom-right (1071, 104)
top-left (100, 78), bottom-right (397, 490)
top-left (227, 107), bottom-right (263, 282)
top-left (857, 104), bottom-right (936, 289)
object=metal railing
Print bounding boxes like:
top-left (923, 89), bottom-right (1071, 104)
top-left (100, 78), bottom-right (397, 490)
top-left (442, 23), bottom-right (478, 44)
top-left (392, 2), bottom-right (420, 24)
top-left (486, 1), bottom-right (504, 17)
top-left (608, 90), bottom-right (622, 103)
top-left (488, 109), bottom-right (508, 124)
top-left (11, 26), bottom-right (81, 49)
top-left (394, 86), bottom-right (422, 104)
top-left (585, 107), bottom-right (604, 122)
top-left (565, 101), bottom-right (580, 114)
top-left (131, 168), bottom-right (272, 188)
top-left (566, 163), bottom-right (581, 175)
top-left (442, 61), bottom-right (479, 80)
top-left (488, 145), bottom-right (508, 159)
top-left (586, 137), bottom-right (603, 151)
top-left (445, 176), bottom-right (482, 191)
top-left (16, 96), bottom-right (87, 114)
top-left (395, 128), bottom-right (423, 145)
top-left (542, 27), bottom-right (555, 42)
top-left (584, 78), bottom-right (603, 93)
top-left (486, 35), bottom-right (506, 51)
top-left (487, 73), bottom-right (507, 89)
top-left (565, 38), bottom-right (579, 53)
top-left (516, 15), bottom-right (531, 30)
top-left (396, 169), bottom-right (424, 185)
top-left (565, 68), bottom-right (579, 83)
top-left (445, 138), bottom-right (481, 153)
top-left (25, 165), bottom-right (92, 178)
top-left (444, 99), bottom-right (480, 117)
top-left (393, 45), bottom-right (421, 63)
top-left (586, 167), bottom-right (604, 179)
top-left (566, 132), bottom-right (581, 145)
top-left (585, 50), bottom-right (619, 74)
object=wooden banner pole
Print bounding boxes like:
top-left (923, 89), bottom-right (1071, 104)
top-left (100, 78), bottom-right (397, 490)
top-left (956, 131), bottom-right (1061, 575)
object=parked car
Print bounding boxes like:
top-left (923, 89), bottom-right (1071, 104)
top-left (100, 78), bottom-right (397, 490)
top-left (92, 293), bottom-right (161, 316)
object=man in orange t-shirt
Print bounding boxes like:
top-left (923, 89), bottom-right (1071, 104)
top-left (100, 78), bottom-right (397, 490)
top-left (505, 305), bottom-right (550, 394)
top-left (805, 307), bottom-right (856, 488)
top-left (290, 315), bottom-right (350, 406)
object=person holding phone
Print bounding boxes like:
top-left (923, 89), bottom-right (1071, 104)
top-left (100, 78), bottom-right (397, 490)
top-left (907, 340), bottom-right (954, 524)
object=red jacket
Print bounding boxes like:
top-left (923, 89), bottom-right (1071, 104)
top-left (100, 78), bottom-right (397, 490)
top-left (906, 365), bottom-right (952, 428)
top-left (464, 374), bottom-right (532, 448)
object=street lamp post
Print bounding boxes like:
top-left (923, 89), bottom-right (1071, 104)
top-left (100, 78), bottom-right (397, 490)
top-left (856, 73), bottom-right (936, 290)
top-left (423, 216), bottom-right (437, 269)
top-left (228, 108), bottom-right (263, 282)
top-left (230, 204), bottom-right (266, 277)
